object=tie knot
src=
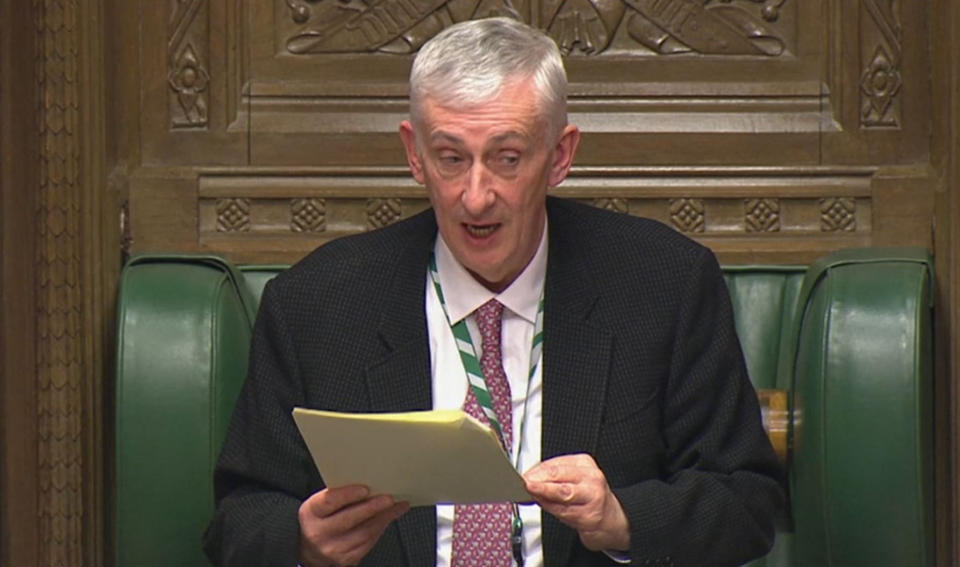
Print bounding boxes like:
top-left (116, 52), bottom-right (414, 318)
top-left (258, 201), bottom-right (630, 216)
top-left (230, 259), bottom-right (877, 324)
top-left (475, 299), bottom-right (504, 343)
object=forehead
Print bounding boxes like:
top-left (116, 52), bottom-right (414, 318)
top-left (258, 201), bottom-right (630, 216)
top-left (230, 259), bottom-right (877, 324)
top-left (416, 82), bottom-right (549, 145)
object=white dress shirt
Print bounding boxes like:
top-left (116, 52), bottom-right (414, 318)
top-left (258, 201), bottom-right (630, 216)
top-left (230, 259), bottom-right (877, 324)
top-left (426, 224), bottom-right (547, 567)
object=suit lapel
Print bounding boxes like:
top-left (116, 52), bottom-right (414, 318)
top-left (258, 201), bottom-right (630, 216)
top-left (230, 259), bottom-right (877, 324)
top-left (364, 213), bottom-right (438, 566)
top-left (541, 200), bottom-right (614, 566)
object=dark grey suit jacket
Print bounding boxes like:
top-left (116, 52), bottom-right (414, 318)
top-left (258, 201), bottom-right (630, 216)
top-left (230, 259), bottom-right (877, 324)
top-left (204, 197), bottom-right (784, 567)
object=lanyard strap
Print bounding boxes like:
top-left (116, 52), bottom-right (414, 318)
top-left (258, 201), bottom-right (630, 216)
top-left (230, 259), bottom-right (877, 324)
top-left (428, 254), bottom-right (544, 452)
top-left (429, 252), bottom-right (543, 567)
top-left (429, 253), bottom-right (542, 566)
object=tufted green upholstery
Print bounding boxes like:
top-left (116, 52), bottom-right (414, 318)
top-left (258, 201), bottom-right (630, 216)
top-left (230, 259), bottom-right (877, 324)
top-left (114, 248), bottom-right (933, 567)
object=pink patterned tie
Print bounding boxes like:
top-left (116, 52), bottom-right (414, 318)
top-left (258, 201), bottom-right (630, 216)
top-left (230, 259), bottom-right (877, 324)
top-left (451, 299), bottom-right (514, 567)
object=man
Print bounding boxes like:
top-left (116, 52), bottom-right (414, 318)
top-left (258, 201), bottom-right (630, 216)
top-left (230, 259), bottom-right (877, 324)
top-left (204, 17), bottom-right (783, 567)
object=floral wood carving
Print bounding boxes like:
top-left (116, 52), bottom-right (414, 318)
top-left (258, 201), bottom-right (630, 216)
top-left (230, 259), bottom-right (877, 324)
top-left (217, 198), bottom-right (252, 232)
top-left (860, 0), bottom-right (901, 128)
top-left (669, 198), bottom-right (705, 233)
top-left (820, 198), bottom-right (856, 232)
top-left (283, 0), bottom-right (789, 56)
top-left (291, 198), bottom-right (327, 232)
top-left (169, 0), bottom-right (210, 128)
top-left (745, 198), bottom-right (780, 232)
top-left (367, 198), bottom-right (403, 229)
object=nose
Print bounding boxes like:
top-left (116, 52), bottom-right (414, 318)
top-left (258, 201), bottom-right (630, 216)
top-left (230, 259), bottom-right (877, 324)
top-left (461, 163), bottom-right (495, 215)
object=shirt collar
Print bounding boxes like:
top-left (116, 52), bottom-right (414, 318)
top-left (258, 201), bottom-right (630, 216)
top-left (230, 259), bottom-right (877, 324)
top-left (434, 220), bottom-right (547, 325)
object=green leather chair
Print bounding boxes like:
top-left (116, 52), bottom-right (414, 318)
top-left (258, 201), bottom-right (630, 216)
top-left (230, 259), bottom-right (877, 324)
top-left (114, 247), bottom-right (933, 567)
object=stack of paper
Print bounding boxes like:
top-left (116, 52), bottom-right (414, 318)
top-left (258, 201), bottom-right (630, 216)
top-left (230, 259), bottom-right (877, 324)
top-left (293, 408), bottom-right (531, 507)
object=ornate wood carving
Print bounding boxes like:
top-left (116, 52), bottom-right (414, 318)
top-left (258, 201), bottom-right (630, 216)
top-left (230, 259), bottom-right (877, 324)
top-left (593, 197), bottom-right (629, 214)
top-left (366, 198), bottom-right (403, 228)
top-left (669, 197), bottom-right (706, 233)
top-left (861, 0), bottom-right (902, 128)
top-left (34, 0), bottom-right (84, 563)
top-left (168, 0), bottom-right (210, 128)
top-left (820, 197), bottom-right (857, 232)
top-left (291, 198), bottom-right (327, 232)
top-left (216, 198), bottom-right (252, 232)
top-left (281, 0), bottom-right (793, 56)
top-left (196, 193), bottom-right (869, 238)
top-left (745, 198), bottom-right (781, 232)
top-left (186, 169), bottom-right (877, 264)
top-left (621, 0), bottom-right (788, 56)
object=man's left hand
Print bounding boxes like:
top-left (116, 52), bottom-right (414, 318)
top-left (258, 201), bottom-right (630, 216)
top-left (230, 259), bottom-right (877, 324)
top-left (523, 453), bottom-right (630, 553)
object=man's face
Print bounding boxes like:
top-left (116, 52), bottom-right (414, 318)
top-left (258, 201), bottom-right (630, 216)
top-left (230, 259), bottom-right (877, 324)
top-left (400, 80), bottom-right (580, 291)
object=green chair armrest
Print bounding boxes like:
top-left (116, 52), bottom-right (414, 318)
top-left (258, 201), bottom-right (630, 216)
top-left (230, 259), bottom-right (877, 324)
top-left (786, 248), bottom-right (934, 567)
top-left (115, 254), bottom-right (255, 567)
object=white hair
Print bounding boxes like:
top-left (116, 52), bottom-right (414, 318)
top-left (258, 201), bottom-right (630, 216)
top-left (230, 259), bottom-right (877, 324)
top-left (409, 17), bottom-right (568, 141)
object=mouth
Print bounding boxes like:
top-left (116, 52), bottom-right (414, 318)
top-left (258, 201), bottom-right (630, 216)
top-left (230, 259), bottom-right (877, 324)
top-left (464, 223), bottom-right (500, 238)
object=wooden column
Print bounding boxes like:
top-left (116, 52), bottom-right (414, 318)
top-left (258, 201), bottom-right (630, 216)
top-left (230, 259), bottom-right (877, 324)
top-left (931, 0), bottom-right (959, 566)
top-left (1, 0), bottom-right (40, 564)
top-left (2, 0), bottom-right (112, 565)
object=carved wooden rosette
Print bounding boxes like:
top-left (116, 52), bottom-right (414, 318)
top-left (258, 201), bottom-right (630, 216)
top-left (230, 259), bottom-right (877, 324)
top-left (34, 0), bottom-right (85, 563)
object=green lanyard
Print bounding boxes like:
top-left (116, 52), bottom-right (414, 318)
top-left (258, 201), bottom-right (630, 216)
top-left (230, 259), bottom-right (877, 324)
top-left (428, 253), bottom-right (544, 567)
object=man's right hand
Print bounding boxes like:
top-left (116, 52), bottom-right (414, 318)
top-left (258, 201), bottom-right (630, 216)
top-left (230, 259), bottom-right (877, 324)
top-left (298, 485), bottom-right (410, 567)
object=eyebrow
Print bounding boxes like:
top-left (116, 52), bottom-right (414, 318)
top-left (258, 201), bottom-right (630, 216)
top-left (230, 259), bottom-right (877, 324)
top-left (426, 130), bottom-right (531, 146)
top-left (490, 131), bottom-right (530, 145)
top-left (427, 131), bottom-right (463, 146)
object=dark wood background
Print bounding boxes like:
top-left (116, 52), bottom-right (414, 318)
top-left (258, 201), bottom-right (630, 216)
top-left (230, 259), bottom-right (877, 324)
top-left (1, 0), bottom-right (958, 565)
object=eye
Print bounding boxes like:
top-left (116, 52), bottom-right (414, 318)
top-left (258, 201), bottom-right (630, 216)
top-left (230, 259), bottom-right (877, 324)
top-left (489, 150), bottom-right (521, 176)
top-left (499, 153), bottom-right (519, 167)
top-left (434, 150), bottom-right (468, 176)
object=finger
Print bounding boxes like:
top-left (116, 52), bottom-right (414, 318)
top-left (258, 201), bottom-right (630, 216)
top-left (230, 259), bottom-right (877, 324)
top-left (526, 481), bottom-right (586, 505)
top-left (535, 497), bottom-right (586, 523)
top-left (524, 454), bottom-right (596, 479)
top-left (305, 485), bottom-right (370, 518)
top-left (321, 501), bottom-right (410, 561)
top-left (526, 464), bottom-right (600, 487)
top-left (329, 493), bottom-right (400, 534)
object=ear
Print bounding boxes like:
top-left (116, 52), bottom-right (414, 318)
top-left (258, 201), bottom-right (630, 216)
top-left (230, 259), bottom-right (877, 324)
top-left (548, 124), bottom-right (580, 187)
top-left (399, 120), bottom-right (425, 185)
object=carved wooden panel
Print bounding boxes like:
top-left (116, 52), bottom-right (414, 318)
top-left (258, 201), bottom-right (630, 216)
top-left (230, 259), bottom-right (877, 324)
top-left (246, 0), bottom-right (822, 167)
top-left (126, 165), bottom-right (910, 264)
top-left (276, 0), bottom-right (796, 56)
top-left (169, 0), bottom-right (211, 128)
top-left (860, 0), bottom-right (901, 129)
top-left (141, 0), bottom-right (246, 165)
top-left (123, 0), bottom-right (936, 264)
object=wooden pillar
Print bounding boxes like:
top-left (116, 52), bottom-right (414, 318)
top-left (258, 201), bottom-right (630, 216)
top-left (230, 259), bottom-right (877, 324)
top-left (1, 0), bottom-right (112, 565)
top-left (1, 0), bottom-right (41, 564)
top-left (931, 0), bottom-right (960, 566)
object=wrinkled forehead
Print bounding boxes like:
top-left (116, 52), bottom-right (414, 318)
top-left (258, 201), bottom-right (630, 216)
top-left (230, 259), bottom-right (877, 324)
top-left (412, 78), bottom-right (554, 139)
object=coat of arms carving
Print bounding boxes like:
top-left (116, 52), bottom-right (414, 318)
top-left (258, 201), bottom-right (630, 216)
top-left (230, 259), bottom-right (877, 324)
top-left (282, 0), bottom-right (790, 56)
